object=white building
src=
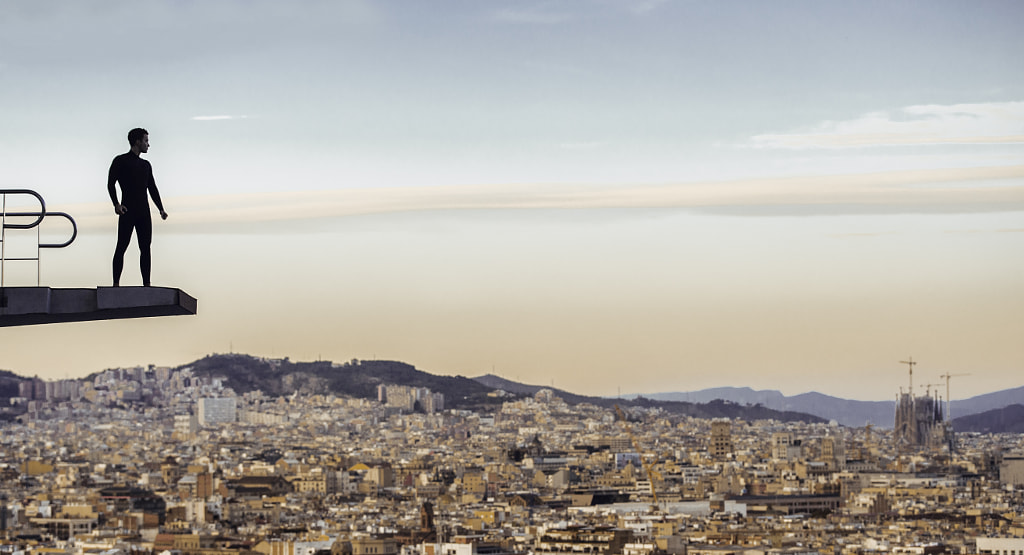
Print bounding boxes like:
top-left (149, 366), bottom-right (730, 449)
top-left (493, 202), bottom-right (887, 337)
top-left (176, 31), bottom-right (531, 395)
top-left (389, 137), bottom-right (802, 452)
top-left (999, 454), bottom-right (1024, 487)
top-left (198, 397), bottom-right (237, 426)
top-left (174, 413), bottom-right (199, 437)
top-left (977, 537), bottom-right (1024, 555)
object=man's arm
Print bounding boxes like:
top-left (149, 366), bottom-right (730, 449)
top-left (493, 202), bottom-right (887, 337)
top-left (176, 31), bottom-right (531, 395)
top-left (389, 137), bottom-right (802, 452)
top-left (147, 168), bottom-right (168, 220)
top-left (107, 157), bottom-right (126, 215)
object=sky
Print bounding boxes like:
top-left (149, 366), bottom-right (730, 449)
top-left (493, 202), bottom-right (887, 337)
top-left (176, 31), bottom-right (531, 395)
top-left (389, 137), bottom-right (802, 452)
top-left (1, 0), bottom-right (1022, 401)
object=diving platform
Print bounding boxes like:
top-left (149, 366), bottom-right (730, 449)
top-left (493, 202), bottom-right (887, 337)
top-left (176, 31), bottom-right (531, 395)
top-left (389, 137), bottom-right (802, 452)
top-left (2, 188), bottom-right (198, 327)
top-left (0, 286), bottom-right (197, 327)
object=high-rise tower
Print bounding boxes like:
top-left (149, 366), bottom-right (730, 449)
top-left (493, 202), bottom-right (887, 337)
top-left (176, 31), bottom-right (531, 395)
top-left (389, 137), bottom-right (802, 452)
top-left (709, 419), bottom-right (733, 459)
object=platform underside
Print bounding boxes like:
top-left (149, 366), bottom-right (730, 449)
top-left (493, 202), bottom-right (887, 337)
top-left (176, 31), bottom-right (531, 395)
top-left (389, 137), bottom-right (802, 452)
top-left (0, 286), bottom-right (197, 326)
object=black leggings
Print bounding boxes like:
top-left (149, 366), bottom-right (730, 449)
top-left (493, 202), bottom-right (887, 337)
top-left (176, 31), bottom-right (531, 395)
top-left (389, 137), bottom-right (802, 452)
top-left (112, 213), bottom-right (153, 285)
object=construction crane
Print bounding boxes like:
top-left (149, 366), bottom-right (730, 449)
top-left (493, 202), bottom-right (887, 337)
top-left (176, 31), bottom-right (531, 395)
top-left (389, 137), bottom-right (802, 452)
top-left (919, 383), bottom-right (941, 400)
top-left (614, 405), bottom-right (660, 511)
top-left (900, 357), bottom-right (918, 398)
top-left (939, 372), bottom-right (972, 421)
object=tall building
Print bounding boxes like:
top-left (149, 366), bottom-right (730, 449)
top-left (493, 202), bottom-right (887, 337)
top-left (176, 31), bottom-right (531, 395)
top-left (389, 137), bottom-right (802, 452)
top-left (174, 413), bottom-right (199, 438)
top-left (893, 391), bottom-right (950, 450)
top-left (893, 358), bottom-right (952, 451)
top-left (197, 397), bottom-right (237, 426)
top-left (709, 419), bottom-right (733, 459)
top-left (771, 432), bottom-right (802, 461)
top-left (383, 385), bottom-right (416, 412)
top-left (821, 434), bottom-right (846, 470)
top-left (422, 391), bottom-right (445, 414)
top-left (18, 381), bottom-right (34, 400)
top-left (999, 454), bottom-right (1024, 487)
top-left (379, 385), bottom-right (442, 413)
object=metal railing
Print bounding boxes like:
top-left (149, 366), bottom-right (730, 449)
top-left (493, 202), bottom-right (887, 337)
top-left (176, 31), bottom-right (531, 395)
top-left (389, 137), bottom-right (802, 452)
top-left (1, 189), bottom-right (78, 287)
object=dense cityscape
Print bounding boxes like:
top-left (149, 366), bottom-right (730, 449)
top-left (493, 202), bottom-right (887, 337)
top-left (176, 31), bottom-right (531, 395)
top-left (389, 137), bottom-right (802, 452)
top-left (1, 358), bottom-right (1022, 555)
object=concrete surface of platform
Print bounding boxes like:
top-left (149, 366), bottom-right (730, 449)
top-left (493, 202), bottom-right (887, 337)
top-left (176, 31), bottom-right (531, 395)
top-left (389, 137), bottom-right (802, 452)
top-left (0, 286), bottom-right (197, 326)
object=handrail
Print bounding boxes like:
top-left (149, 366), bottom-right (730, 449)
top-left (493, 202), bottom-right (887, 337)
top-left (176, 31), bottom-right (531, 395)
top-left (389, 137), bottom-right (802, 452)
top-left (1, 189), bottom-right (78, 287)
top-left (0, 189), bottom-right (46, 229)
top-left (5, 211), bottom-right (78, 248)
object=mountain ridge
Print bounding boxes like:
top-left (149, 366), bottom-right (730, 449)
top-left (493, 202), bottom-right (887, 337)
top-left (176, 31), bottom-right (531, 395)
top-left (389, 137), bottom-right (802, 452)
top-left (953, 404), bottom-right (1024, 434)
top-left (623, 384), bottom-right (1024, 428)
top-left (4, 356), bottom-right (1020, 430)
top-left (1, 355), bottom-right (824, 424)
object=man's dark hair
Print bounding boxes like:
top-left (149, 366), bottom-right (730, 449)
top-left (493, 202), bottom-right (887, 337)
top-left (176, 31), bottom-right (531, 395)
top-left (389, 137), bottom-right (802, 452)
top-left (127, 128), bottom-right (148, 146)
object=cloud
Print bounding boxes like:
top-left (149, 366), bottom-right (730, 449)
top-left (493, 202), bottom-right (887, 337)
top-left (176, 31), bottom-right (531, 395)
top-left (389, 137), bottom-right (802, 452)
top-left (603, 0), bottom-right (670, 15)
top-left (749, 101), bottom-right (1024, 149)
top-left (557, 141), bottom-right (606, 150)
top-left (490, 0), bottom-right (668, 24)
top-left (827, 232), bottom-right (898, 239)
top-left (190, 115), bottom-right (252, 121)
top-left (61, 165), bottom-right (1024, 233)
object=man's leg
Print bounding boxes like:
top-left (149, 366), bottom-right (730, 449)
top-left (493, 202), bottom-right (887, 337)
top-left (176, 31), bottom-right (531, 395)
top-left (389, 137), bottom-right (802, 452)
top-left (112, 215), bottom-right (134, 286)
top-left (137, 216), bottom-right (153, 286)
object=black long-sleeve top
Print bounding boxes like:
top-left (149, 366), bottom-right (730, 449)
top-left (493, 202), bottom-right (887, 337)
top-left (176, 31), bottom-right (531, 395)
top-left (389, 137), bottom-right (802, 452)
top-left (107, 151), bottom-right (164, 213)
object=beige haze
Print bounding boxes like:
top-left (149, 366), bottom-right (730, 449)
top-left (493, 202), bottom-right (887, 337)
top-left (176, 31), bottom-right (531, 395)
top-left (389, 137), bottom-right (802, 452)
top-left (51, 165), bottom-right (1024, 234)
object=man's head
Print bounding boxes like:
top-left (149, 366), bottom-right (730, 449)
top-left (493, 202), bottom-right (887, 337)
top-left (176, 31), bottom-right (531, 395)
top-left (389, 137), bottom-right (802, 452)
top-left (127, 128), bottom-right (149, 154)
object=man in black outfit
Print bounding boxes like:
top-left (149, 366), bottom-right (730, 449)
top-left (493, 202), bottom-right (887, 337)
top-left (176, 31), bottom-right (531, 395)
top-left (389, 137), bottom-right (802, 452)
top-left (108, 127), bottom-right (168, 287)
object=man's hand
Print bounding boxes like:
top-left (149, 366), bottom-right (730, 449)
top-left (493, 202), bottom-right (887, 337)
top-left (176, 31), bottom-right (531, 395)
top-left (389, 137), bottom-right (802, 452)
top-left (160, 210), bottom-right (168, 220)
top-left (114, 204), bottom-right (127, 215)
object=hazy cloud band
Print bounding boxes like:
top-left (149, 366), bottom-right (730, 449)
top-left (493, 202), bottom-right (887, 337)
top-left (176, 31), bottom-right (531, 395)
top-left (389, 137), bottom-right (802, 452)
top-left (62, 165), bottom-right (1024, 232)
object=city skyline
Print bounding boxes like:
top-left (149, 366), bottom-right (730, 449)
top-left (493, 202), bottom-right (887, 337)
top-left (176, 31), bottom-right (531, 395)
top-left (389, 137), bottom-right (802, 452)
top-left (4, 356), bottom-right (1022, 553)
top-left (1, 1), bottom-right (1023, 400)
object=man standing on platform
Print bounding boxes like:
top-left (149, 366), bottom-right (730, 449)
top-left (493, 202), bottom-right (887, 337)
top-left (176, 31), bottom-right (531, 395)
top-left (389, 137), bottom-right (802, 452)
top-left (108, 127), bottom-right (168, 287)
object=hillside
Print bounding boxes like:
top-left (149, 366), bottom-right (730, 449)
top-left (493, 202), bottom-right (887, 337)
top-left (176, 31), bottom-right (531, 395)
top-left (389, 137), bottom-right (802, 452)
top-left (631, 385), bottom-right (1024, 429)
top-left (473, 374), bottom-right (827, 424)
top-left (4, 357), bottom-right (1021, 430)
top-left (473, 373), bottom-right (596, 404)
top-left (181, 354), bottom-right (499, 409)
top-left (951, 386), bottom-right (1024, 419)
top-left (953, 404), bottom-right (1024, 434)
top-left (631, 387), bottom-right (893, 427)
top-left (178, 359), bottom-right (828, 422)
top-left (0, 369), bottom-right (25, 398)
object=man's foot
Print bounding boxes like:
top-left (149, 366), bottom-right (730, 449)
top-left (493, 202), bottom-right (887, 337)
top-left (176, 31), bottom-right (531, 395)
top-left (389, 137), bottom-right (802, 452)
top-left (143, 282), bottom-right (151, 287)
top-left (112, 282), bottom-right (120, 287)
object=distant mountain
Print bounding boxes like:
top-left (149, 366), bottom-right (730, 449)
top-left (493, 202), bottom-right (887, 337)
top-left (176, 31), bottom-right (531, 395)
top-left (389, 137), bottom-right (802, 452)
top-left (627, 387), bottom-right (893, 427)
top-left (472, 375), bottom-right (827, 424)
top-left (628, 385), bottom-right (1024, 429)
top-left (5, 356), bottom-right (1020, 431)
top-left (786, 392), bottom-right (894, 428)
top-left (642, 387), bottom-right (788, 407)
top-left (953, 404), bottom-right (1024, 434)
top-left (949, 386), bottom-right (1024, 419)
